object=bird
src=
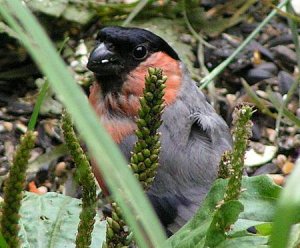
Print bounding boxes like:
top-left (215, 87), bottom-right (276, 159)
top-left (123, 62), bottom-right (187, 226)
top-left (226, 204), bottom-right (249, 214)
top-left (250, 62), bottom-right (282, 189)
top-left (86, 26), bottom-right (232, 235)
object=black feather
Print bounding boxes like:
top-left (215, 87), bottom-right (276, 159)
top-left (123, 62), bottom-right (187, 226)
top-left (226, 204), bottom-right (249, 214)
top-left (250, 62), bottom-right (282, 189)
top-left (97, 26), bottom-right (179, 61)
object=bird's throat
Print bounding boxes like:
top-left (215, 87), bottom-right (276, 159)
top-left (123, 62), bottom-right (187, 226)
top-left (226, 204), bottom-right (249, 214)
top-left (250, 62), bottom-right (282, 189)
top-left (95, 74), bottom-right (124, 95)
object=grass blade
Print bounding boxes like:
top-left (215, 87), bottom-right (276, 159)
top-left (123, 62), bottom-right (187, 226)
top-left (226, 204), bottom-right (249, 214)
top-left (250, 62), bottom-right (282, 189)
top-left (267, 88), bottom-right (300, 127)
top-left (28, 81), bottom-right (49, 131)
top-left (241, 78), bottom-right (277, 119)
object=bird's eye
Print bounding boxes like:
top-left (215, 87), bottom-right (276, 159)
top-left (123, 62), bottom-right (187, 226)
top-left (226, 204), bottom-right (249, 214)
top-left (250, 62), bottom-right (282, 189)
top-left (133, 45), bottom-right (148, 59)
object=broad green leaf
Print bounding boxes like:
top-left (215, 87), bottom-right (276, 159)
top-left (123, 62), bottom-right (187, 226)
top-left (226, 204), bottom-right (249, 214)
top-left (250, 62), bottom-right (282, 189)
top-left (216, 236), bottom-right (269, 248)
top-left (0, 232), bottom-right (8, 248)
top-left (255, 223), bottom-right (273, 236)
top-left (19, 192), bottom-right (106, 248)
top-left (205, 201), bottom-right (244, 247)
top-left (234, 175), bottom-right (281, 233)
top-left (168, 176), bottom-right (281, 248)
top-left (205, 200), bottom-right (244, 247)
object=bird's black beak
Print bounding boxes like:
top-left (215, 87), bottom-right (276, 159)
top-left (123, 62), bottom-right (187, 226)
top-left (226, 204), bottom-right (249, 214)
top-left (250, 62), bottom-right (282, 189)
top-left (87, 43), bottom-right (120, 74)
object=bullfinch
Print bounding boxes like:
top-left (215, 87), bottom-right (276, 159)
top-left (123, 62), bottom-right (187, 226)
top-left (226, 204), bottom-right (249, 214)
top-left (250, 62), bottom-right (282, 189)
top-left (87, 26), bottom-right (232, 234)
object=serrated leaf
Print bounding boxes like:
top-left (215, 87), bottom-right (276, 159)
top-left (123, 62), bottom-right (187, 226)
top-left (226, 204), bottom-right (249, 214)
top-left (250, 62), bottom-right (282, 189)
top-left (19, 192), bottom-right (106, 248)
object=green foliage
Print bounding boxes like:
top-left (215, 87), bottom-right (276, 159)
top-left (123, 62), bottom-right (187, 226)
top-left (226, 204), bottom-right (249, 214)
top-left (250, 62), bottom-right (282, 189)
top-left (205, 105), bottom-right (253, 247)
top-left (267, 87), bottom-right (300, 128)
top-left (205, 200), bottom-right (244, 247)
top-left (28, 81), bottom-right (49, 131)
top-left (167, 176), bottom-right (281, 248)
top-left (0, 131), bottom-right (37, 247)
top-left (218, 151), bottom-right (232, 179)
top-left (18, 192), bottom-right (106, 248)
top-left (270, 158), bottom-right (300, 248)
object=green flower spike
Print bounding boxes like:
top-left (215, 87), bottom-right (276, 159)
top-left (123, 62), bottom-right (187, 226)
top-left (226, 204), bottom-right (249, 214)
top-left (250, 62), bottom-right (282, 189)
top-left (129, 67), bottom-right (167, 190)
top-left (205, 105), bottom-right (254, 247)
top-left (105, 68), bottom-right (167, 248)
top-left (1, 131), bottom-right (37, 248)
top-left (61, 110), bottom-right (97, 248)
top-left (224, 105), bottom-right (254, 201)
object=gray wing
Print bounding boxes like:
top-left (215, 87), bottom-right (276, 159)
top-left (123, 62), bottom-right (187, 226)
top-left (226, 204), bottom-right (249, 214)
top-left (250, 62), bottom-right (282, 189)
top-left (148, 67), bottom-right (232, 233)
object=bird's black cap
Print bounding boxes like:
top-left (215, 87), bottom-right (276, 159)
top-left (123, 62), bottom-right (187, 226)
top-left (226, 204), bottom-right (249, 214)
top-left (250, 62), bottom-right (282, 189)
top-left (87, 26), bottom-right (180, 93)
top-left (96, 26), bottom-right (179, 61)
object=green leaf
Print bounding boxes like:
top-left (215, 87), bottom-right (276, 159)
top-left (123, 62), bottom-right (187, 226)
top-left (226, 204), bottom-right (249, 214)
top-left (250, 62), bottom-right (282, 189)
top-left (255, 223), bottom-right (273, 236)
top-left (205, 200), bottom-right (244, 247)
top-left (19, 192), bottom-right (106, 248)
top-left (0, 232), bottom-right (8, 248)
top-left (168, 176), bottom-right (281, 248)
top-left (216, 236), bottom-right (269, 248)
top-left (270, 158), bottom-right (300, 248)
